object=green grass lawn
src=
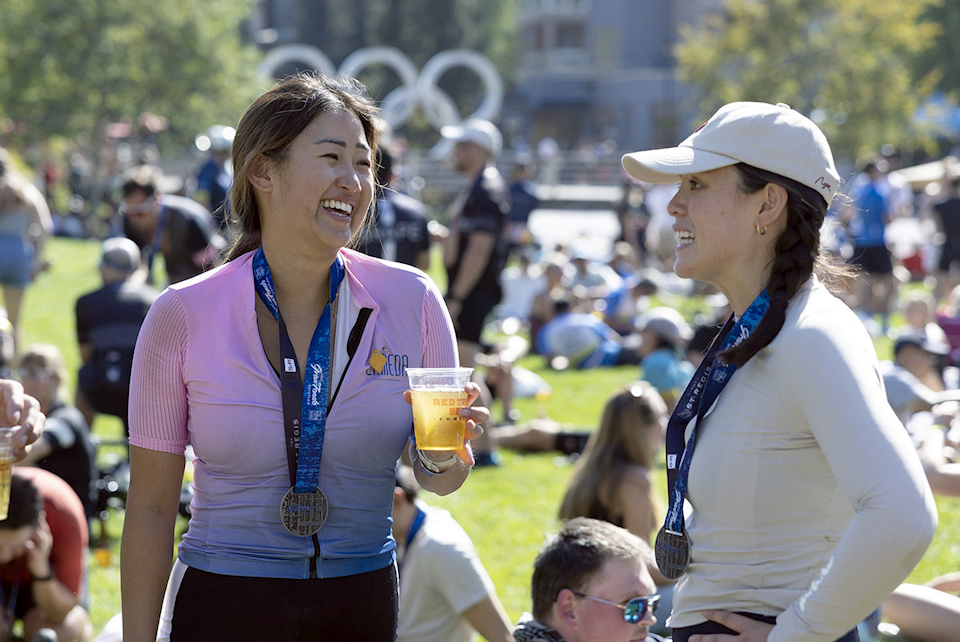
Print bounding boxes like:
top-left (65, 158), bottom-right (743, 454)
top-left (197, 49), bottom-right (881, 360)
top-left (15, 238), bottom-right (960, 638)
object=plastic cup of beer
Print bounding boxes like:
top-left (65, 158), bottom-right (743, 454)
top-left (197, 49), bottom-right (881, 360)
top-left (0, 428), bottom-right (15, 521)
top-left (407, 367), bottom-right (474, 451)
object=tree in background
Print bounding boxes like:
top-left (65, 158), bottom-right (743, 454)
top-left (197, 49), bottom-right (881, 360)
top-left (0, 0), bottom-right (262, 224)
top-left (0, 0), bottom-right (262, 150)
top-left (675, 0), bottom-right (940, 164)
top-left (913, 0), bottom-right (960, 99)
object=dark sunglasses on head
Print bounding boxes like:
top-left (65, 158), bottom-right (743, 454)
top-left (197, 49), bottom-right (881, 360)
top-left (572, 591), bottom-right (659, 623)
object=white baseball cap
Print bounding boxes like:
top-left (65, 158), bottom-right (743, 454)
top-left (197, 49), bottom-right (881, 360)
top-left (441, 119), bottom-right (503, 156)
top-left (622, 102), bottom-right (840, 206)
top-left (99, 237), bottom-right (141, 274)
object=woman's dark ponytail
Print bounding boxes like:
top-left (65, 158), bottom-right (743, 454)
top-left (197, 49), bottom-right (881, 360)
top-left (720, 163), bottom-right (849, 367)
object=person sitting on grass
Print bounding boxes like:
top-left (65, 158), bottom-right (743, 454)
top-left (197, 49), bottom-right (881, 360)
top-left (393, 465), bottom-right (513, 642)
top-left (14, 345), bottom-right (97, 520)
top-left (879, 419), bottom-right (960, 642)
top-left (0, 468), bottom-right (92, 642)
top-left (513, 517), bottom-right (665, 642)
top-left (536, 299), bottom-right (634, 370)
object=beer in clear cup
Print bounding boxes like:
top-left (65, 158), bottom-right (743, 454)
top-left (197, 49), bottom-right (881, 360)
top-left (407, 368), bottom-right (474, 451)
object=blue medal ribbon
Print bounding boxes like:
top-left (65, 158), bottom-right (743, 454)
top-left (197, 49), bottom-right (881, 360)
top-left (662, 290), bottom-right (770, 534)
top-left (398, 506), bottom-right (427, 573)
top-left (253, 247), bottom-right (345, 494)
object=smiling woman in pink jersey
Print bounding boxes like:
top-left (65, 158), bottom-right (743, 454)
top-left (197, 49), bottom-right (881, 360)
top-left (120, 73), bottom-right (487, 642)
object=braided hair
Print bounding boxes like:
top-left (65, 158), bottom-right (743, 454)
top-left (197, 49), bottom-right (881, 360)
top-left (720, 163), bottom-right (851, 367)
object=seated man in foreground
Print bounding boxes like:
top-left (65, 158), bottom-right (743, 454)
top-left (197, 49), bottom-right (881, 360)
top-left (514, 517), bottom-right (666, 642)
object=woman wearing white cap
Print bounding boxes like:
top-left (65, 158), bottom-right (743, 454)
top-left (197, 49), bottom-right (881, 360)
top-left (621, 102), bottom-right (938, 642)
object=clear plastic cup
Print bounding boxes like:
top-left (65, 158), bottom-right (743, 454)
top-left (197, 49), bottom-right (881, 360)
top-left (407, 367), bottom-right (474, 451)
top-left (0, 428), bottom-right (15, 521)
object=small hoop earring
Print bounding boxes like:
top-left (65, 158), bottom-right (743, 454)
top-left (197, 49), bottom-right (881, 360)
top-left (756, 224), bottom-right (767, 236)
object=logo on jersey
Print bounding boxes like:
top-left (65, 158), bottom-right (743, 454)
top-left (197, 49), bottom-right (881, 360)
top-left (366, 345), bottom-right (409, 378)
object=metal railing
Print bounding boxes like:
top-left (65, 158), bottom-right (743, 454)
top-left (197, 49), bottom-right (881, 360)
top-left (395, 150), bottom-right (628, 214)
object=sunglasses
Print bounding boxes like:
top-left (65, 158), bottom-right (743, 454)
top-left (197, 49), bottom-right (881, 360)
top-left (572, 591), bottom-right (659, 624)
top-left (119, 195), bottom-right (156, 217)
top-left (16, 367), bottom-right (54, 383)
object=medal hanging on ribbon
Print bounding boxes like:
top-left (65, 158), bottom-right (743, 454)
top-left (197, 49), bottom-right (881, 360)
top-left (254, 248), bottom-right (345, 537)
top-left (655, 291), bottom-right (769, 579)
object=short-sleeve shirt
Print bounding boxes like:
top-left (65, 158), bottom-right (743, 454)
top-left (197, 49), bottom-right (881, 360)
top-left (641, 348), bottom-right (695, 397)
top-left (76, 280), bottom-right (158, 394)
top-left (0, 468), bottom-right (88, 596)
top-left (850, 182), bottom-right (888, 247)
top-left (446, 167), bottom-right (509, 299)
top-left (128, 248), bottom-right (458, 580)
top-left (881, 363), bottom-right (931, 428)
top-left (397, 502), bottom-right (495, 642)
top-left (35, 402), bottom-right (97, 518)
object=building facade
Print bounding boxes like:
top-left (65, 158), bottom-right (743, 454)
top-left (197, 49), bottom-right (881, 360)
top-left (508, 0), bottom-right (722, 153)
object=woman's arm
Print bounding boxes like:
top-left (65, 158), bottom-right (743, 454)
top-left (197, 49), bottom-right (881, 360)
top-left (121, 290), bottom-right (192, 641)
top-left (918, 427), bottom-right (960, 496)
top-left (927, 571), bottom-right (960, 594)
top-left (770, 320), bottom-right (937, 642)
top-left (121, 446), bottom-right (185, 642)
top-left (617, 468), bottom-right (674, 586)
top-left (617, 468), bottom-right (656, 542)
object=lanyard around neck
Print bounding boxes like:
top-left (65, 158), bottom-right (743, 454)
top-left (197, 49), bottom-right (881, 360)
top-left (253, 247), bottom-right (345, 492)
top-left (662, 290), bottom-right (770, 533)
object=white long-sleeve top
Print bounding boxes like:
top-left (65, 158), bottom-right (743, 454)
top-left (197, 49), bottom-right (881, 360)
top-left (669, 276), bottom-right (938, 642)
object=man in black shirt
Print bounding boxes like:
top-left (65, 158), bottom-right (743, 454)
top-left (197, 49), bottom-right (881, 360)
top-left (75, 237), bottom-right (158, 436)
top-left (120, 165), bottom-right (223, 285)
top-left (440, 119), bottom-right (510, 361)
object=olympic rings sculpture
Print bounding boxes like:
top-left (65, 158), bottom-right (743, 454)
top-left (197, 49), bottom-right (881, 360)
top-left (258, 45), bottom-right (503, 131)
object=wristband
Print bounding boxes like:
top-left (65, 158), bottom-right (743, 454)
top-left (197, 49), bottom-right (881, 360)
top-left (418, 449), bottom-right (459, 474)
top-left (31, 571), bottom-right (54, 582)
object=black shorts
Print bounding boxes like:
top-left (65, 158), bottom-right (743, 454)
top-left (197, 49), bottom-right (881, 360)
top-left (168, 563), bottom-right (399, 641)
top-left (553, 431), bottom-right (591, 456)
top-left (672, 612), bottom-right (859, 642)
top-left (0, 579), bottom-right (36, 620)
top-left (850, 245), bottom-right (893, 274)
top-left (455, 291), bottom-right (499, 344)
top-left (78, 364), bottom-right (129, 422)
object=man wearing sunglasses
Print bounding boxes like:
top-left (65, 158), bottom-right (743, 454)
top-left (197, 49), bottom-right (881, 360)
top-left (514, 517), bottom-right (666, 642)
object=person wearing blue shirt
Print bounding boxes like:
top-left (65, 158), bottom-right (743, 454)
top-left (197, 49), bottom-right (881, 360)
top-left (537, 299), bottom-right (626, 369)
top-left (844, 162), bottom-right (895, 331)
top-left (636, 307), bottom-right (695, 411)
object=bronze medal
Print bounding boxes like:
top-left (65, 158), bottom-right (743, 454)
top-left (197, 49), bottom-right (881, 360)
top-left (655, 526), bottom-right (691, 580)
top-left (279, 487), bottom-right (328, 537)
